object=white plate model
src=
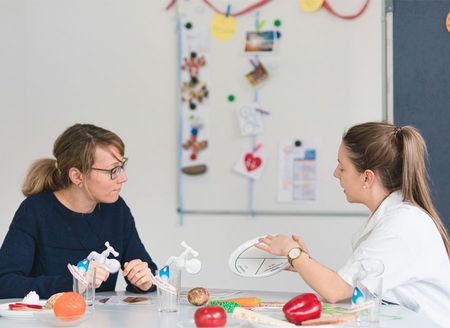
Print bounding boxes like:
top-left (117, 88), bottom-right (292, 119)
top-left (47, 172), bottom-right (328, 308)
top-left (33, 310), bottom-right (91, 327)
top-left (255, 322), bottom-right (347, 328)
top-left (265, 312), bottom-right (351, 328)
top-left (177, 317), bottom-right (246, 328)
top-left (229, 236), bottom-right (289, 278)
top-left (0, 301), bottom-right (49, 320)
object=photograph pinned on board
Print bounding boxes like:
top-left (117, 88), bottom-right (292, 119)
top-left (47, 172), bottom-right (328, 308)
top-left (244, 31), bottom-right (277, 53)
top-left (245, 62), bottom-right (269, 87)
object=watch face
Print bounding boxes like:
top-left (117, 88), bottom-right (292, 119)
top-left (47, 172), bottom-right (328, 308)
top-left (289, 247), bottom-right (301, 259)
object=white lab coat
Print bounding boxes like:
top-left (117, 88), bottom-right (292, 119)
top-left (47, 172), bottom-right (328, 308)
top-left (338, 191), bottom-right (450, 327)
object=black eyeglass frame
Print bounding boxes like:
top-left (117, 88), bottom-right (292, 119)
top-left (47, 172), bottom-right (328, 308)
top-left (91, 157), bottom-right (128, 180)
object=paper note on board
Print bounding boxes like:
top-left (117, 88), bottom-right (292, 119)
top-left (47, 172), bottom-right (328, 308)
top-left (278, 142), bottom-right (318, 202)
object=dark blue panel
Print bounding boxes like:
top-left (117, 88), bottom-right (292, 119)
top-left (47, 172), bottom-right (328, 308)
top-left (393, 0), bottom-right (450, 230)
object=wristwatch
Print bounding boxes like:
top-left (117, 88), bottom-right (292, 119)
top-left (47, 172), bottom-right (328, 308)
top-left (287, 246), bottom-right (302, 266)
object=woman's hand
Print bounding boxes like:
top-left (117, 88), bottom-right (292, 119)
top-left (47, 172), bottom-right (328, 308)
top-left (292, 234), bottom-right (309, 255)
top-left (255, 234), bottom-right (300, 256)
top-left (256, 234), bottom-right (310, 272)
top-left (122, 259), bottom-right (153, 292)
top-left (89, 260), bottom-right (110, 288)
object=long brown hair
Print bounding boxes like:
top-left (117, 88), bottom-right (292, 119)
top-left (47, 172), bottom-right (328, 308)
top-left (22, 124), bottom-right (125, 196)
top-left (343, 122), bottom-right (450, 258)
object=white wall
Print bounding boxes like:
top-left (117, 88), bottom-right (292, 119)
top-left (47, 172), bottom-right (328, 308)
top-left (0, 1), bottom-right (379, 293)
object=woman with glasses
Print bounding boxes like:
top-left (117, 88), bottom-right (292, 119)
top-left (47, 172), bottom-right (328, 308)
top-left (0, 123), bottom-right (157, 298)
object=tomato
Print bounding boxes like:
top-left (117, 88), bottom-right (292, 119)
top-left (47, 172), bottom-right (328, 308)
top-left (53, 292), bottom-right (86, 321)
top-left (194, 306), bottom-right (227, 327)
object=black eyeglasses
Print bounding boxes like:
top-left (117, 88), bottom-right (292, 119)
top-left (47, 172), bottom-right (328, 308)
top-left (91, 157), bottom-right (128, 180)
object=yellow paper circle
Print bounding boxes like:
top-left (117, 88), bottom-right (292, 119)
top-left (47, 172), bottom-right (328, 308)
top-left (210, 14), bottom-right (237, 42)
top-left (299, 0), bottom-right (325, 13)
top-left (447, 12), bottom-right (450, 33)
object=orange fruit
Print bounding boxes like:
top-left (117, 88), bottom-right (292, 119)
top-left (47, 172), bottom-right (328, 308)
top-left (53, 292), bottom-right (86, 321)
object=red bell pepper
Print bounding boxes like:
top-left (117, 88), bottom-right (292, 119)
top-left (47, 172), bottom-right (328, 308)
top-left (282, 293), bottom-right (322, 324)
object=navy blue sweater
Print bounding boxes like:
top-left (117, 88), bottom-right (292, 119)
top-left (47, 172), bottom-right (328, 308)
top-left (0, 191), bottom-right (157, 299)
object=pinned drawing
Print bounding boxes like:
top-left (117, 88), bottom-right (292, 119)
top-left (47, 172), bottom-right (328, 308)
top-left (237, 104), bottom-right (264, 136)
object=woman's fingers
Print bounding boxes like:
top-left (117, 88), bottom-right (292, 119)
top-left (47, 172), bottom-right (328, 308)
top-left (292, 234), bottom-right (303, 242)
top-left (123, 259), bottom-right (152, 291)
top-left (123, 259), bottom-right (144, 281)
top-left (133, 267), bottom-right (151, 286)
top-left (255, 242), bottom-right (270, 252)
top-left (89, 262), bottom-right (110, 288)
top-left (292, 234), bottom-right (309, 253)
top-left (258, 234), bottom-right (276, 245)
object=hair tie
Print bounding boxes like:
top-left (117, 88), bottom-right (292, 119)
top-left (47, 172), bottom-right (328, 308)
top-left (394, 126), bottom-right (402, 136)
top-left (54, 160), bottom-right (61, 174)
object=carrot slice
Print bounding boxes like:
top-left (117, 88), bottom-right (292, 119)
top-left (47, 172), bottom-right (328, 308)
top-left (217, 297), bottom-right (261, 308)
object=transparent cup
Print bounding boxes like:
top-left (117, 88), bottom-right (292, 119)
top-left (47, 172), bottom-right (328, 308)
top-left (73, 267), bottom-right (96, 307)
top-left (157, 266), bottom-right (181, 312)
top-left (354, 276), bottom-right (383, 325)
top-left (351, 259), bottom-right (384, 326)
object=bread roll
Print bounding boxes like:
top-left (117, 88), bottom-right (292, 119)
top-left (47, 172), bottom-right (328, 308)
top-left (187, 287), bottom-right (209, 306)
top-left (44, 292), bottom-right (64, 309)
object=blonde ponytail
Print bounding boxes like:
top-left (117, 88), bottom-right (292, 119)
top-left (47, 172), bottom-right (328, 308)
top-left (22, 159), bottom-right (67, 196)
top-left (400, 127), bottom-right (450, 258)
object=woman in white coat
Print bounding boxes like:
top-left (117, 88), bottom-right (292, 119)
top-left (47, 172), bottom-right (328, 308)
top-left (257, 122), bottom-right (450, 327)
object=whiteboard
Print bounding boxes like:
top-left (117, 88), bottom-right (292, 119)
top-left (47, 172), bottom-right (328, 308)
top-left (177, 0), bottom-right (385, 216)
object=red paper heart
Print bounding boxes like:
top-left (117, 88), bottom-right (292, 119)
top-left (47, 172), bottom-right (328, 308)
top-left (244, 153), bottom-right (262, 172)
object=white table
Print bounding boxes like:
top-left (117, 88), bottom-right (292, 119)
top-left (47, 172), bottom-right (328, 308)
top-left (0, 289), bottom-right (437, 327)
